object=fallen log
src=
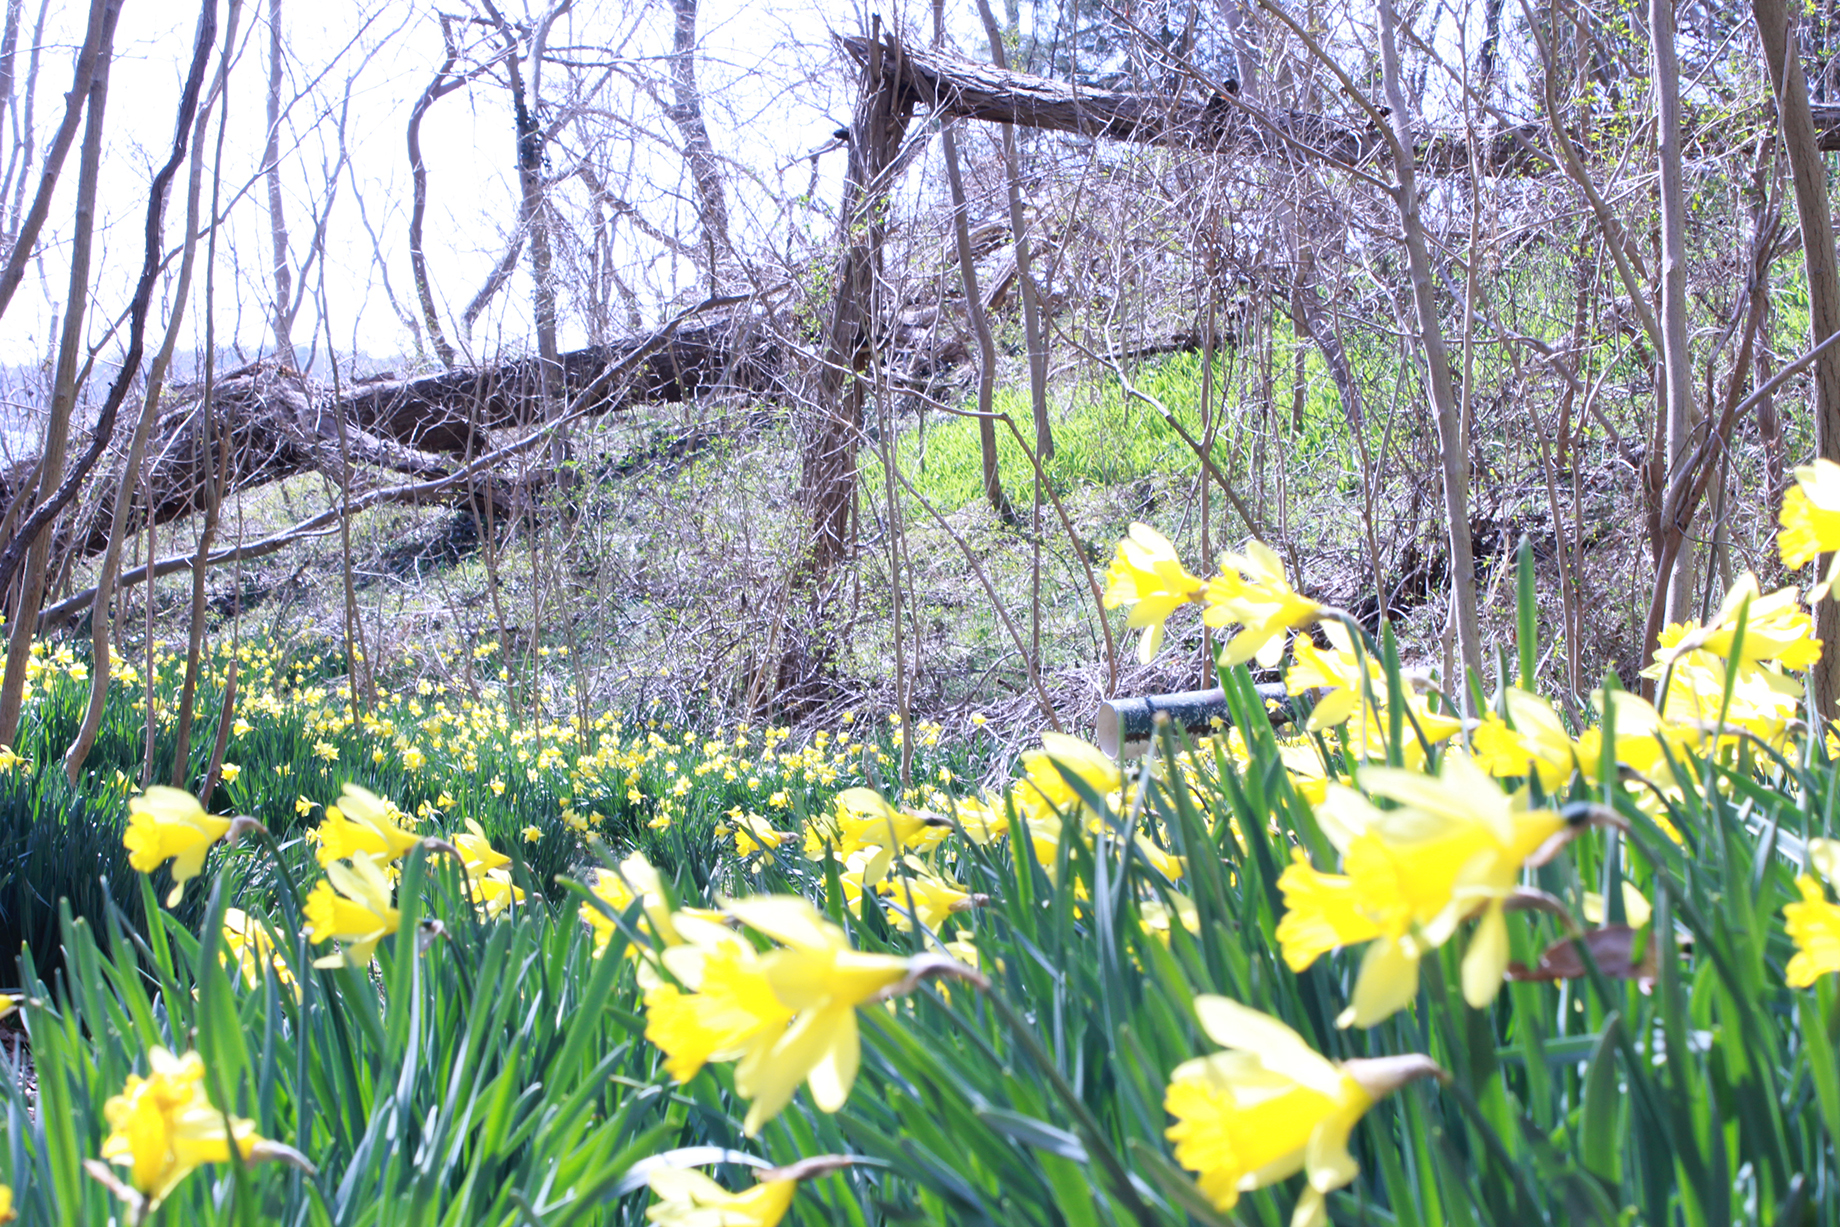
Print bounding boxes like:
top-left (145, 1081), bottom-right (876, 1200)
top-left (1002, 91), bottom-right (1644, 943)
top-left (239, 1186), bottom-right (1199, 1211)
top-left (10, 300), bottom-right (778, 586)
top-left (848, 34), bottom-right (1840, 172)
top-left (843, 33), bottom-right (1553, 175)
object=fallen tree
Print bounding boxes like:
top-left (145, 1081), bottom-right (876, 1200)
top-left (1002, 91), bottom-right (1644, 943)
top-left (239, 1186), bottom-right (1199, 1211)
top-left (9, 302), bottom-right (778, 592)
top-left (843, 34), bottom-right (1840, 173)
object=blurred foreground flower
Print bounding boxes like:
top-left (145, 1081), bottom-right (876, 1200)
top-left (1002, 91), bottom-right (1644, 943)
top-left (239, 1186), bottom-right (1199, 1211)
top-left (1165, 996), bottom-right (1440, 1227)
top-left (647, 1166), bottom-right (793, 1226)
top-left (124, 786), bottom-right (231, 907)
top-left (95, 1047), bottom-right (307, 1212)
top-left (643, 1155), bottom-right (853, 1227)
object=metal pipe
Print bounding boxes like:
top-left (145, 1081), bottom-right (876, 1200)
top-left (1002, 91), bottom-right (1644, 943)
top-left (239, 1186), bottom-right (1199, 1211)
top-left (1095, 683), bottom-right (1290, 759)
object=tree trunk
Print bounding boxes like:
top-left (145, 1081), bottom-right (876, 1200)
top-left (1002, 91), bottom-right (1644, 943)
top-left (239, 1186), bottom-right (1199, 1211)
top-left (1377, 0), bottom-right (1483, 703)
top-left (1653, 0), bottom-right (1699, 628)
top-left (0, 0), bottom-right (109, 322)
top-left (67, 0), bottom-right (236, 782)
top-left (0, 0), bottom-right (117, 746)
top-left (1753, 0), bottom-right (1840, 716)
top-left (263, 0), bottom-right (297, 370)
top-left (800, 28), bottom-right (913, 582)
top-left (667, 0), bottom-right (731, 279)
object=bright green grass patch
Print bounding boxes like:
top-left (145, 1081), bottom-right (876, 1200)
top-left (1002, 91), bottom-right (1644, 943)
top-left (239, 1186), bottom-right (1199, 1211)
top-left (882, 347), bottom-right (1360, 514)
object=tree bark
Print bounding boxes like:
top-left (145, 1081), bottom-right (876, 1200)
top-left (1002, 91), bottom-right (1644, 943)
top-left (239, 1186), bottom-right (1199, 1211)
top-left (0, 0), bottom-right (117, 746)
top-left (1753, 0), bottom-right (1840, 716)
top-left (407, 16), bottom-right (466, 369)
top-left (666, 0), bottom-right (731, 278)
top-left (263, 0), bottom-right (297, 369)
top-left (0, 0), bottom-right (109, 322)
top-left (1653, 0), bottom-right (1699, 628)
top-left (67, 0), bottom-right (237, 783)
top-left (800, 28), bottom-right (913, 582)
top-left (1376, 0), bottom-right (1483, 703)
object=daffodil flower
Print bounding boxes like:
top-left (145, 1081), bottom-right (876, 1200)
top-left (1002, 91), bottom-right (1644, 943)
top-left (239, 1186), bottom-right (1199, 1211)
top-left (305, 853), bottom-right (400, 968)
top-left (123, 786), bottom-right (233, 907)
top-left (313, 784), bottom-right (418, 868)
top-left (1282, 621), bottom-right (1459, 766)
top-left (803, 788), bottom-right (948, 885)
top-left (1276, 758), bottom-right (1566, 1027)
top-left (645, 1166), bottom-right (795, 1226)
top-left (644, 929), bottom-right (794, 1086)
top-left (1470, 689), bottom-right (1577, 792)
top-left (723, 896), bottom-right (916, 1132)
top-left (1779, 458), bottom-right (1840, 599)
top-left (877, 857), bottom-right (981, 932)
top-left (1648, 573), bottom-right (1821, 672)
top-left (100, 1047), bottom-right (263, 1205)
top-left (222, 908), bottom-right (295, 994)
top-left (1202, 540), bottom-right (1324, 668)
top-left (1102, 522), bottom-right (1208, 663)
top-left (452, 818), bottom-right (510, 878)
top-left (473, 868), bottom-right (525, 919)
top-left (1165, 996), bottom-right (1440, 1227)
top-left (1785, 838), bottom-right (1840, 987)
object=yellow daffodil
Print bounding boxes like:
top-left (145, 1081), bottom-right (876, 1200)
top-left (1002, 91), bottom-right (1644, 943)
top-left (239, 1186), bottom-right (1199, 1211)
top-left (1277, 758), bottom-right (1566, 1026)
top-left (1102, 522), bottom-right (1207, 663)
top-left (729, 811), bottom-right (791, 857)
top-left (218, 763), bottom-right (240, 784)
top-left (0, 1184), bottom-right (12, 1223)
top-left (1779, 458), bottom-right (1840, 599)
top-left (1281, 622), bottom-right (1458, 766)
top-left (878, 858), bottom-right (979, 932)
top-left (645, 1166), bottom-right (795, 1226)
top-left (1784, 876), bottom-right (1840, 987)
top-left (221, 908), bottom-right (295, 993)
top-left (1649, 574), bottom-right (1821, 672)
top-left (582, 851), bottom-right (682, 957)
top-left (1786, 838), bottom-right (1840, 987)
top-left (1013, 733), bottom-right (1121, 828)
top-left (722, 895), bottom-right (915, 1133)
top-left (124, 787), bottom-right (232, 907)
top-left (313, 784), bottom-right (419, 868)
top-left (1581, 882), bottom-right (1652, 929)
top-left (521, 825), bottom-right (542, 843)
top-left (100, 1047), bottom-right (262, 1204)
top-left (474, 868), bottom-right (525, 919)
top-left (304, 853), bottom-right (400, 968)
top-left (1140, 894), bottom-right (1200, 945)
top-left (803, 788), bottom-right (947, 885)
top-left (1165, 996), bottom-right (1440, 1227)
top-left (645, 927), bottom-right (794, 1088)
top-left (1470, 689), bottom-right (1576, 792)
top-left (452, 818), bottom-right (510, 878)
top-left (1203, 540), bottom-right (1324, 668)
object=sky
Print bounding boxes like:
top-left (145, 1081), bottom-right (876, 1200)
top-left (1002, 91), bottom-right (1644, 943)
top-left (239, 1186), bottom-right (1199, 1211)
top-left (0, 0), bottom-right (878, 380)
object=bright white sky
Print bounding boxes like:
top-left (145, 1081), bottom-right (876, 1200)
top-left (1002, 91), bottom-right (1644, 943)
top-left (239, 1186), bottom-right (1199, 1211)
top-left (0, 0), bottom-right (894, 374)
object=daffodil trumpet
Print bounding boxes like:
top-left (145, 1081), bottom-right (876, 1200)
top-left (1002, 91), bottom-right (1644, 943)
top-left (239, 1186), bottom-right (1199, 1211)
top-left (1165, 996), bottom-right (1444, 1227)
